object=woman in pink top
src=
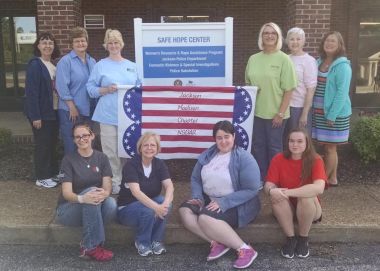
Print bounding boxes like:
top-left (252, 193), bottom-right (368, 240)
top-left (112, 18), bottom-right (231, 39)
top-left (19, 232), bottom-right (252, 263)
top-left (284, 27), bottom-right (318, 138)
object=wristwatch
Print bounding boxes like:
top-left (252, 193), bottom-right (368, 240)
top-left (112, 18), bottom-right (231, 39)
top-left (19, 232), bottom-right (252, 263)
top-left (277, 112), bottom-right (284, 118)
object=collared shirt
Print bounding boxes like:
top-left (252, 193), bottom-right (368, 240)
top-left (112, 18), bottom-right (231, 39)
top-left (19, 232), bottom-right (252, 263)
top-left (86, 58), bottom-right (139, 125)
top-left (56, 50), bottom-right (96, 116)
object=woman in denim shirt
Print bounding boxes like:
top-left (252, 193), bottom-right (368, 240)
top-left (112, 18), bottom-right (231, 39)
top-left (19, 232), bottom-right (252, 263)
top-left (179, 120), bottom-right (261, 269)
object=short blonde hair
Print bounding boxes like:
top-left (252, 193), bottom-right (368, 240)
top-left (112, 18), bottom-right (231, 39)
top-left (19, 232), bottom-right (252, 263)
top-left (286, 27), bottom-right (305, 45)
top-left (103, 29), bottom-right (124, 49)
top-left (257, 22), bottom-right (283, 51)
top-left (136, 131), bottom-right (161, 155)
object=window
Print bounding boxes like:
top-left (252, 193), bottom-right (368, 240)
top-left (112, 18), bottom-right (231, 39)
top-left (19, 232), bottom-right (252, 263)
top-left (84, 15), bottom-right (105, 29)
top-left (161, 16), bottom-right (210, 23)
top-left (356, 17), bottom-right (380, 94)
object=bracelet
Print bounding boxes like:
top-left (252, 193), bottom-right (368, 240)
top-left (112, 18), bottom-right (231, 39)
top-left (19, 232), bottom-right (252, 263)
top-left (77, 195), bottom-right (84, 204)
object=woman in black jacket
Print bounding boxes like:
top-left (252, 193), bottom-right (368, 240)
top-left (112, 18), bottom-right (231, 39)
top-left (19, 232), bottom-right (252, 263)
top-left (24, 32), bottom-right (60, 188)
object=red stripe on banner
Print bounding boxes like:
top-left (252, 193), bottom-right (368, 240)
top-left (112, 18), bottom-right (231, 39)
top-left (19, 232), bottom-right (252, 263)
top-left (142, 122), bottom-right (214, 129)
top-left (142, 110), bottom-right (233, 118)
top-left (161, 147), bottom-right (206, 154)
top-left (142, 97), bottom-right (234, 105)
top-left (161, 135), bottom-right (214, 142)
top-left (143, 86), bottom-right (235, 93)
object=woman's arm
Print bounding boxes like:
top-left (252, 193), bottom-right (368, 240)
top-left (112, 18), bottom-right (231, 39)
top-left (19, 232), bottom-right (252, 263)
top-left (283, 179), bottom-right (325, 198)
top-left (161, 178), bottom-right (174, 206)
top-left (273, 90), bottom-right (293, 128)
top-left (299, 86), bottom-right (316, 127)
top-left (62, 182), bottom-right (102, 205)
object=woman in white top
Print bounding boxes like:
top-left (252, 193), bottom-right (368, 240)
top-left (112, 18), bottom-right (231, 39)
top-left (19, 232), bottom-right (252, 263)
top-left (284, 27), bottom-right (318, 138)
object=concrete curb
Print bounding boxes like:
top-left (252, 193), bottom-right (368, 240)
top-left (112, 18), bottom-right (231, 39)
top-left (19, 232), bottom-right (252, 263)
top-left (1, 223), bottom-right (379, 245)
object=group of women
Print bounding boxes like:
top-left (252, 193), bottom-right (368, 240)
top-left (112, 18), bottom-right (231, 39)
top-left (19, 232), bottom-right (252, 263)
top-left (23, 21), bottom-right (352, 269)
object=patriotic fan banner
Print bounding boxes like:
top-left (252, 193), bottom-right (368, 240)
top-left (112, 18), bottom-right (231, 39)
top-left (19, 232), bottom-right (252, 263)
top-left (118, 86), bottom-right (257, 159)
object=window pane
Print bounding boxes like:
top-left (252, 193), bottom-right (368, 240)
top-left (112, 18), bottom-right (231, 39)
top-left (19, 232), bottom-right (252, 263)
top-left (356, 17), bottom-right (380, 93)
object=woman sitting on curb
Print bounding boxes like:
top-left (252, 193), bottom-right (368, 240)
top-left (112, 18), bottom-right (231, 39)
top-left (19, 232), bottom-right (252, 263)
top-left (179, 120), bottom-right (261, 269)
top-left (56, 122), bottom-right (116, 261)
top-left (117, 132), bottom-right (174, 256)
top-left (265, 128), bottom-right (327, 259)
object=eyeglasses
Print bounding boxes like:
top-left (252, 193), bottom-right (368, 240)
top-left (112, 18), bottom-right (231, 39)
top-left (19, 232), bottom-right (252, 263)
top-left (263, 32), bottom-right (278, 36)
top-left (142, 143), bottom-right (157, 148)
top-left (74, 134), bottom-right (91, 141)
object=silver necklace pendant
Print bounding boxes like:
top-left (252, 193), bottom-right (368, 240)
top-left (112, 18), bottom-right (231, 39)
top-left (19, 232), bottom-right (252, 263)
top-left (87, 164), bottom-right (90, 168)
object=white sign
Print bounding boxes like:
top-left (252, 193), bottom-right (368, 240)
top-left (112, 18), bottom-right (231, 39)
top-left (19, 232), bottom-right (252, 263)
top-left (134, 17), bottom-right (233, 86)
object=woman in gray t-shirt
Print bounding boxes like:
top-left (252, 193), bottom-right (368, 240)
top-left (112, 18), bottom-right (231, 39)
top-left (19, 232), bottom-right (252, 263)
top-left (56, 122), bottom-right (116, 261)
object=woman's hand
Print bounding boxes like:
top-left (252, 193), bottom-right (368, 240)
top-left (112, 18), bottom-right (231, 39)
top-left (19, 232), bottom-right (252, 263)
top-left (32, 120), bottom-right (42, 129)
top-left (206, 200), bottom-right (221, 213)
top-left (187, 198), bottom-right (203, 207)
top-left (272, 115), bottom-right (284, 128)
top-left (269, 188), bottom-right (288, 204)
top-left (68, 104), bottom-right (79, 122)
top-left (107, 84), bottom-right (118, 94)
top-left (82, 188), bottom-right (107, 205)
top-left (154, 204), bottom-right (169, 219)
top-left (299, 113), bottom-right (308, 128)
top-left (327, 120), bottom-right (334, 127)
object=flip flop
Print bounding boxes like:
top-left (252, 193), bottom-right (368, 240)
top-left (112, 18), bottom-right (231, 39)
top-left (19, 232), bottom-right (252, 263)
top-left (329, 183), bottom-right (339, 187)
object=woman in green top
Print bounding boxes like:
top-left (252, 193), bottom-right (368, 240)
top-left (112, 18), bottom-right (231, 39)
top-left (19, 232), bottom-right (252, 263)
top-left (245, 22), bottom-right (297, 182)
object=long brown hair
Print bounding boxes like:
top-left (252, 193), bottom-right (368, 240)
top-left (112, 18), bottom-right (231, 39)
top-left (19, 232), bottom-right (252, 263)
top-left (283, 128), bottom-right (318, 183)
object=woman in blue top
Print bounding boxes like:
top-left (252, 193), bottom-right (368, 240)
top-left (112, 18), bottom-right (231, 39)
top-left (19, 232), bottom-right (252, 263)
top-left (24, 32), bottom-right (61, 188)
top-left (87, 29), bottom-right (139, 194)
top-left (56, 27), bottom-right (96, 155)
top-left (179, 120), bottom-right (261, 269)
top-left (312, 31), bottom-right (352, 186)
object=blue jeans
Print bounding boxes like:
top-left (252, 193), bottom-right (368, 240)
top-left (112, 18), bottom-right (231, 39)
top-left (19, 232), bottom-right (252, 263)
top-left (284, 107), bottom-right (312, 141)
top-left (58, 109), bottom-right (90, 155)
top-left (252, 116), bottom-right (287, 182)
top-left (117, 195), bottom-right (171, 247)
top-left (56, 187), bottom-right (117, 250)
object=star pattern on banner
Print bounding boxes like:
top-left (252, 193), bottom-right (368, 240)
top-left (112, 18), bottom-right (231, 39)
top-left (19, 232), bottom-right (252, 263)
top-left (233, 87), bottom-right (252, 150)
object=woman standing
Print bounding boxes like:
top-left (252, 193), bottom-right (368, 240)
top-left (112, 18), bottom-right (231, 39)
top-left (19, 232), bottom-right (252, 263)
top-left (87, 29), bottom-right (139, 194)
top-left (56, 27), bottom-right (96, 154)
top-left (312, 31), bottom-right (352, 186)
top-left (245, 22), bottom-right (297, 182)
top-left (284, 27), bottom-right (318, 137)
top-left (117, 132), bottom-right (174, 257)
top-left (56, 122), bottom-right (116, 261)
top-left (24, 32), bottom-right (61, 188)
top-left (179, 120), bottom-right (261, 269)
top-left (265, 128), bottom-right (326, 259)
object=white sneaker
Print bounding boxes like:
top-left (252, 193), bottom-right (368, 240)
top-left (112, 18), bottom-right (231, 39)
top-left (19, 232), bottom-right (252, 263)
top-left (36, 178), bottom-right (58, 188)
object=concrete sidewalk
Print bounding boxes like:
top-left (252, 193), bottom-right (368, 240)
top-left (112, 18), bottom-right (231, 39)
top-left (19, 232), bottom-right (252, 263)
top-left (1, 180), bottom-right (379, 245)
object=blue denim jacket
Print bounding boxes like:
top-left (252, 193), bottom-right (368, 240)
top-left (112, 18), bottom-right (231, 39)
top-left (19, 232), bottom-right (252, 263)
top-left (190, 145), bottom-right (261, 228)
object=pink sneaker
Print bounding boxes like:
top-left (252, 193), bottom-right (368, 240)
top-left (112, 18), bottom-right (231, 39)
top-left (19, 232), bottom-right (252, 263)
top-left (233, 246), bottom-right (258, 269)
top-left (79, 245), bottom-right (113, 261)
top-left (207, 241), bottom-right (231, 261)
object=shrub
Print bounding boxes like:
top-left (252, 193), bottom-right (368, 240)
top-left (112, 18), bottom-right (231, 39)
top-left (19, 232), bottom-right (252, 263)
top-left (0, 128), bottom-right (12, 148)
top-left (350, 114), bottom-right (380, 163)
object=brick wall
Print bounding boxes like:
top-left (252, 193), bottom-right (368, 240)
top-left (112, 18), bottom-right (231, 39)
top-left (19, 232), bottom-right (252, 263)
top-left (286, 0), bottom-right (332, 58)
top-left (36, 0), bottom-right (82, 54)
top-left (82, 0), bottom-right (287, 85)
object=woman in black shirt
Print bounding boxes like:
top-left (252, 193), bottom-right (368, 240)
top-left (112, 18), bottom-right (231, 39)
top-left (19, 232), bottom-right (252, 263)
top-left (117, 131), bottom-right (174, 256)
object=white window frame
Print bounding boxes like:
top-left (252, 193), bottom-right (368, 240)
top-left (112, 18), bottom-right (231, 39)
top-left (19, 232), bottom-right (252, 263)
top-left (84, 14), bottom-right (105, 29)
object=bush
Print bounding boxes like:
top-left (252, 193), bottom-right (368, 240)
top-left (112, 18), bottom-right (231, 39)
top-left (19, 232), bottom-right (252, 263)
top-left (0, 128), bottom-right (12, 148)
top-left (350, 114), bottom-right (380, 163)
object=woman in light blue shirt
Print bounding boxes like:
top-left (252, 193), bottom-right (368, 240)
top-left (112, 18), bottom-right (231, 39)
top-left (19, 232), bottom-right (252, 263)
top-left (56, 27), bottom-right (96, 154)
top-left (87, 29), bottom-right (139, 194)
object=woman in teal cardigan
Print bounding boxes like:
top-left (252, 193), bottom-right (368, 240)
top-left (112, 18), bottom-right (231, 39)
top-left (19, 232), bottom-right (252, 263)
top-left (312, 31), bottom-right (352, 186)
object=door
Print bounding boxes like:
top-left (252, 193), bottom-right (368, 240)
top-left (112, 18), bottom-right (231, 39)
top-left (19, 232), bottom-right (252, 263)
top-left (0, 16), bottom-right (36, 111)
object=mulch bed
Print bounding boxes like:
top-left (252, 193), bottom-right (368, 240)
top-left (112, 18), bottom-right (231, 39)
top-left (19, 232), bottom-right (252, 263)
top-left (1, 143), bottom-right (379, 184)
